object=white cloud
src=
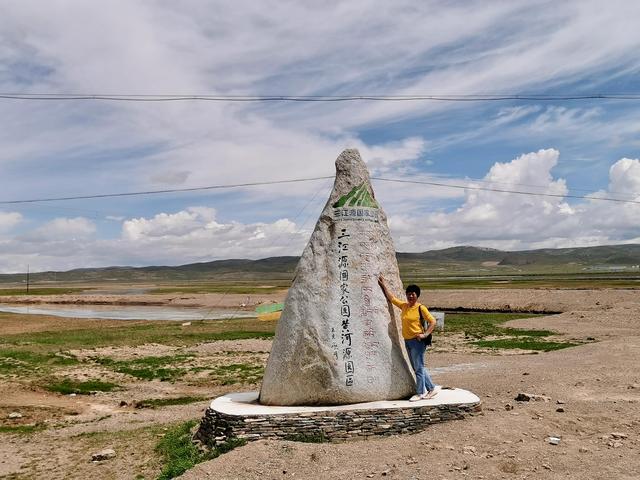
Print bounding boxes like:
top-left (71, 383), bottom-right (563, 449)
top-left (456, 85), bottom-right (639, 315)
top-left (119, 207), bottom-right (305, 263)
top-left (0, 212), bottom-right (22, 232)
top-left (358, 137), bottom-right (427, 169)
top-left (150, 170), bottom-right (191, 186)
top-left (123, 208), bottom-right (217, 240)
top-left (608, 158), bottom-right (640, 197)
top-left (529, 107), bottom-right (602, 134)
top-left (105, 209), bottom-right (303, 266)
top-left (493, 106), bottom-right (542, 125)
top-left (0, 217), bottom-right (97, 272)
top-left (426, 104), bottom-right (633, 156)
top-left (475, 149), bottom-right (568, 201)
top-left (29, 217), bottom-right (96, 241)
top-left (387, 151), bottom-right (640, 252)
top-left (0, 208), bottom-right (309, 272)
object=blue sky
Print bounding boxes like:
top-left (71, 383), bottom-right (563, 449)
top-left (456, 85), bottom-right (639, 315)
top-left (1, 0), bottom-right (640, 273)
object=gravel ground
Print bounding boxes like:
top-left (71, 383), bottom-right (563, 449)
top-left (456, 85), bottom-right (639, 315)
top-left (180, 289), bottom-right (640, 480)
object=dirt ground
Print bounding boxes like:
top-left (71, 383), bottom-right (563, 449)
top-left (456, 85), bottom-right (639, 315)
top-left (1, 288), bottom-right (639, 479)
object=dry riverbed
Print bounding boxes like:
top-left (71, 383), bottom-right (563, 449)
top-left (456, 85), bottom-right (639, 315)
top-left (0, 288), bottom-right (639, 479)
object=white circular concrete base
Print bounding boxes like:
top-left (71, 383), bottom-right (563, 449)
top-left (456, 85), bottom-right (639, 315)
top-left (211, 388), bottom-right (480, 416)
top-left (197, 388), bottom-right (481, 445)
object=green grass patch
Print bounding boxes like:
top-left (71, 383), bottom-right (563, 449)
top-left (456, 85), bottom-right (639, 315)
top-left (0, 423), bottom-right (46, 434)
top-left (501, 327), bottom-right (555, 337)
top-left (206, 331), bottom-right (274, 341)
top-left (0, 349), bottom-right (78, 375)
top-left (210, 363), bottom-right (264, 385)
top-left (43, 378), bottom-right (120, 395)
top-left (150, 284), bottom-right (285, 295)
top-left (93, 354), bottom-right (194, 381)
top-left (135, 396), bottom-right (206, 409)
top-left (443, 312), bottom-right (546, 338)
top-left (155, 420), bottom-right (246, 480)
top-left (473, 337), bottom-right (581, 352)
top-left (401, 273), bottom-right (640, 289)
top-left (0, 287), bottom-right (86, 296)
top-left (442, 312), bottom-right (582, 352)
top-left (2, 318), bottom-right (276, 352)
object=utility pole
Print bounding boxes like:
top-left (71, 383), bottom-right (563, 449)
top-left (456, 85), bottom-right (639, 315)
top-left (26, 264), bottom-right (29, 294)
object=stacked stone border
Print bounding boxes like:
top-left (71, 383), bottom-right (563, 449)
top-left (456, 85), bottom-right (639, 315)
top-left (196, 400), bottom-right (482, 446)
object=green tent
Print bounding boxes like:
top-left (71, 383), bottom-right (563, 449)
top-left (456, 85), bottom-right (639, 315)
top-left (255, 303), bottom-right (284, 314)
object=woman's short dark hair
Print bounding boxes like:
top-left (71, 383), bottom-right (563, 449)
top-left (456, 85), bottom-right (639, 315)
top-left (405, 284), bottom-right (421, 297)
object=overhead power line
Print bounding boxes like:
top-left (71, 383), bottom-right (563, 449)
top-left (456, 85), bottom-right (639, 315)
top-left (0, 176), bottom-right (333, 204)
top-left (370, 177), bottom-right (640, 205)
top-left (1, 93), bottom-right (640, 102)
top-left (1, 176), bottom-right (639, 205)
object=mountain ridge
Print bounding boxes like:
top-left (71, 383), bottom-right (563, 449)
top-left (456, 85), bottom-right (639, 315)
top-left (2, 245), bottom-right (639, 283)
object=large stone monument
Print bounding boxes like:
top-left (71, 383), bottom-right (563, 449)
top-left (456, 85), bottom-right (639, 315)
top-left (196, 150), bottom-right (482, 446)
top-left (259, 149), bottom-right (416, 405)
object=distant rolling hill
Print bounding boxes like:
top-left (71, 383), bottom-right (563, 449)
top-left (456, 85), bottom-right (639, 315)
top-left (398, 244), bottom-right (640, 266)
top-left (494, 245), bottom-right (640, 266)
top-left (1, 245), bottom-right (639, 284)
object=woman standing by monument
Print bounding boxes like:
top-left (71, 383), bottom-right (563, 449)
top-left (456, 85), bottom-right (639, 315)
top-left (378, 276), bottom-right (440, 401)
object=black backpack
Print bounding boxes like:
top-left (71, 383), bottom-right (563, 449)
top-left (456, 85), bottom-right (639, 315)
top-left (418, 304), bottom-right (433, 346)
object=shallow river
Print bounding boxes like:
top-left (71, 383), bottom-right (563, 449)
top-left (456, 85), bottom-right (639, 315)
top-left (0, 304), bottom-right (256, 321)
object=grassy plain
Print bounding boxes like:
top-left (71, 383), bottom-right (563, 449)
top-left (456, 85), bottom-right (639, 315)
top-left (0, 270), bottom-right (630, 479)
top-left (0, 287), bottom-right (86, 296)
top-left (401, 270), bottom-right (640, 289)
top-left (1, 258), bottom-right (638, 479)
top-left (149, 284), bottom-right (287, 295)
top-left (0, 309), bottom-right (277, 478)
top-left (0, 300), bottom-right (572, 479)
top-left (1, 313), bottom-right (276, 351)
top-left (1, 269), bottom-right (638, 296)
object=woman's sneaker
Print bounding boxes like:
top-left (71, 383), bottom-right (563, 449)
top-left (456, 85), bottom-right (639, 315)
top-left (409, 394), bottom-right (422, 402)
top-left (422, 388), bottom-right (439, 400)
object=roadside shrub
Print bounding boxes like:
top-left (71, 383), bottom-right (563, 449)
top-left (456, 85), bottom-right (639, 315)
top-left (155, 420), bottom-right (245, 480)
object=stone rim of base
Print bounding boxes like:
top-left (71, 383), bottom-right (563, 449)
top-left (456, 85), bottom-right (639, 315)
top-left (211, 388), bottom-right (481, 416)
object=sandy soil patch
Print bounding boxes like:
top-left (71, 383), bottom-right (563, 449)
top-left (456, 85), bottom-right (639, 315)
top-left (1, 291), bottom-right (288, 309)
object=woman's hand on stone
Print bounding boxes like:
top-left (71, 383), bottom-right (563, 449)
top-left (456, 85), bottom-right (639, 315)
top-left (378, 275), bottom-right (393, 302)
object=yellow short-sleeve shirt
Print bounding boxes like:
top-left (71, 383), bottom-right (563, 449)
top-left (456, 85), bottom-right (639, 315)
top-left (390, 296), bottom-right (436, 340)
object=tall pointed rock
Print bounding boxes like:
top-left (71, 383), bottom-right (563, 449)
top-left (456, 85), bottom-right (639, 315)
top-left (259, 149), bottom-right (415, 405)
